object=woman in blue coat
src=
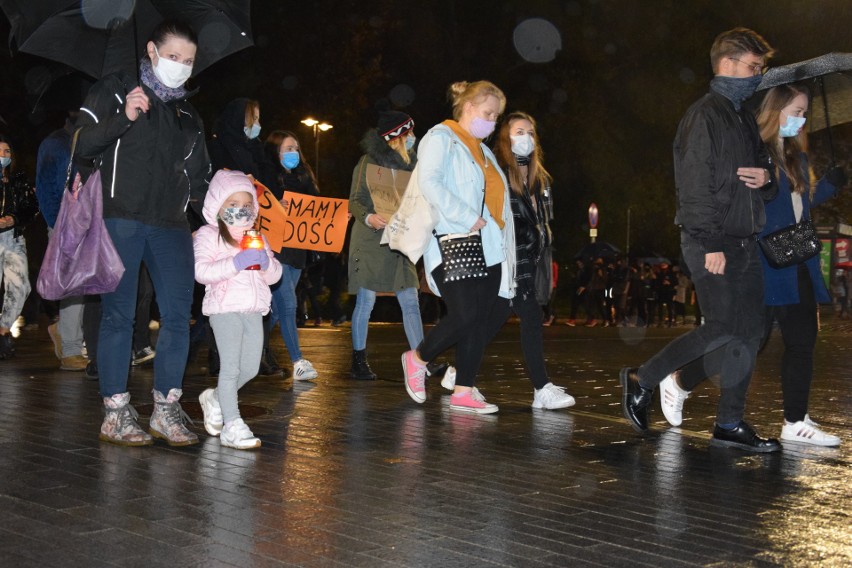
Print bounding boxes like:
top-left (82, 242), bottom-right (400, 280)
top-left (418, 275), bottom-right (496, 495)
top-left (661, 84), bottom-right (845, 446)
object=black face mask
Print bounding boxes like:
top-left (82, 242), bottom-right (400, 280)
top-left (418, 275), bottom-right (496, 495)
top-left (710, 75), bottom-right (763, 110)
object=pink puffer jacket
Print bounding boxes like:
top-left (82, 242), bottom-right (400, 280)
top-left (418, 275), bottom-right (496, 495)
top-left (194, 170), bottom-right (282, 316)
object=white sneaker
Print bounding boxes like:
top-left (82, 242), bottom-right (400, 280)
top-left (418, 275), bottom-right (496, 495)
top-left (293, 358), bottom-right (318, 381)
top-left (220, 418), bottom-right (261, 450)
top-left (441, 366), bottom-right (457, 390)
top-left (780, 415), bottom-right (841, 447)
top-left (660, 373), bottom-right (689, 427)
top-left (532, 383), bottom-right (576, 410)
top-left (199, 388), bottom-right (223, 436)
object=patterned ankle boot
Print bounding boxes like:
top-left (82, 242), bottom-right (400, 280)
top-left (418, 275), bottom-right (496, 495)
top-left (99, 392), bottom-right (153, 446)
top-left (149, 389), bottom-right (199, 446)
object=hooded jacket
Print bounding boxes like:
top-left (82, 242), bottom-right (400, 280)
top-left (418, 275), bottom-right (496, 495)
top-left (207, 98), bottom-right (277, 190)
top-left (348, 128), bottom-right (418, 293)
top-left (75, 71), bottom-right (210, 229)
top-left (194, 169), bottom-right (282, 316)
top-left (673, 89), bottom-right (777, 251)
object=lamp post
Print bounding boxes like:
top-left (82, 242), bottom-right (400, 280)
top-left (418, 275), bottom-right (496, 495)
top-left (588, 202), bottom-right (599, 243)
top-left (300, 117), bottom-right (333, 183)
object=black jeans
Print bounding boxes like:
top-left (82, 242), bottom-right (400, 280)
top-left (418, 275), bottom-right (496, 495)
top-left (680, 264), bottom-right (817, 423)
top-left (418, 264), bottom-right (501, 388)
top-left (637, 233), bottom-right (764, 425)
top-left (486, 293), bottom-right (550, 390)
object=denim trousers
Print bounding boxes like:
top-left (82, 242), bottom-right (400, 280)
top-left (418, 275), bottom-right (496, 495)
top-left (98, 219), bottom-right (194, 397)
top-left (269, 263), bottom-right (303, 362)
top-left (351, 287), bottom-right (423, 351)
top-left (418, 264), bottom-right (502, 388)
top-left (638, 233), bottom-right (764, 425)
top-left (209, 312), bottom-right (262, 424)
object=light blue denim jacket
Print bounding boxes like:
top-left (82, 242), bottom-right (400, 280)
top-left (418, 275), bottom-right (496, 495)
top-left (417, 123), bottom-right (516, 299)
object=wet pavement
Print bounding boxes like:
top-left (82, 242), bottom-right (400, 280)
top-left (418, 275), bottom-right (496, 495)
top-left (1, 315), bottom-right (850, 567)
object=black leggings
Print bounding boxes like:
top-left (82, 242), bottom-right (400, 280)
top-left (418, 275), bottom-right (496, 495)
top-left (418, 264), bottom-right (501, 388)
top-left (486, 293), bottom-right (550, 389)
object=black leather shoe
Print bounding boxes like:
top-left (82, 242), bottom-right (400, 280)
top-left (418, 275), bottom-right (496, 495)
top-left (710, 421), bottom-right (782, 453)
top-left (620, 367), bottom-right (653, 432)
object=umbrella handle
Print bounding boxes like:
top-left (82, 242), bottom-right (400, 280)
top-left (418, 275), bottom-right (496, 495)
top-left (818, 76), bottom-right (836, 165)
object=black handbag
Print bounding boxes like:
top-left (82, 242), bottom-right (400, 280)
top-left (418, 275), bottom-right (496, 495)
top-left (434, 191), bottom-right (488, 283)
top-left (758, 218), bottom-right (821, 269)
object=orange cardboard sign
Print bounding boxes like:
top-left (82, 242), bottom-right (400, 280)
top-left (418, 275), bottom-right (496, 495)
top-left (253, 181), bottom-right (348, 253)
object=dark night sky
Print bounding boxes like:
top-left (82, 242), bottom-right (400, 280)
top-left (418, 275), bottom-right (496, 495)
top-left (2, 0), bottom-right (852, 261)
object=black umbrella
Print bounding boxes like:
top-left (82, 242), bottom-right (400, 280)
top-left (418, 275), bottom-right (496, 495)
top-left (1, 0), bottom-right (252, 80)
top-left (758, 52), bottom-right (852, 164)
top-left (574, 240), bottom-right (621, 261)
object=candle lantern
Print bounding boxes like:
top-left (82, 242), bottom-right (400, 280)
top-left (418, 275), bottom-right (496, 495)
top-left (240, 229), bottom-right (264, 270)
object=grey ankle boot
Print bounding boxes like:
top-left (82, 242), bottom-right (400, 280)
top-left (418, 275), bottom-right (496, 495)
top-left (149, 389), bottom-right (198, 446)
top-left (100, 392), bottom-right (153, 446)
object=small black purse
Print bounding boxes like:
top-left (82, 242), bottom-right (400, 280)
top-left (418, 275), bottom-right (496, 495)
top-left (434, 191), bottom-right (488, 283)
top-left (758, 218), bottom-right (821, 269)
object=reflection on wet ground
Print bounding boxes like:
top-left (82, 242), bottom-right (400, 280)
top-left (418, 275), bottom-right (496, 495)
top-left (0, 317), bottom-right (849, 566)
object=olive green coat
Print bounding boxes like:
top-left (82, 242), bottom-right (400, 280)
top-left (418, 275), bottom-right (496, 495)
top-left (348, 130), bottom-right (418, 294)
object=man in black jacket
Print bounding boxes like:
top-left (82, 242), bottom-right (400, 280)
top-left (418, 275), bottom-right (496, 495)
top-left (620, 28), bottom-right (782, 452)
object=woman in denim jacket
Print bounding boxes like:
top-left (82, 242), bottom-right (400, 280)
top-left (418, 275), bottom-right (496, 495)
top-left (400, 80), bottom-right (515, 414)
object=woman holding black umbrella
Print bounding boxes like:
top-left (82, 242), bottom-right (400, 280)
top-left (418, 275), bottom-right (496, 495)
top-left (75, 19), bottom-right (209, 446)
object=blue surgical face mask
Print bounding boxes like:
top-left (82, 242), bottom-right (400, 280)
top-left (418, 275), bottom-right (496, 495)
top-left (281, 151), bottom-right (300, 170)
top-left (779, 115), bottom-right (806, 138)
top-left (243, 123), bottom-right (261, 140)
top-left (220, 206), bottom-right (254, 227)
top-left (405, 135), bottom-right (416, 151)
top-left (0, 157), bottom-right (10, 169)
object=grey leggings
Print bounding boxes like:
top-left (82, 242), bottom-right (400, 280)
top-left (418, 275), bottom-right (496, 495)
top-left (209, 312), bottom-right (263, 424)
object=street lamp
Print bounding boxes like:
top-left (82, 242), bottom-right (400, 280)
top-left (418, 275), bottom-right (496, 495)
top-left (300, 117), bottom-right (333, 183)
top-left (588, 202), bottom-right (599, 243)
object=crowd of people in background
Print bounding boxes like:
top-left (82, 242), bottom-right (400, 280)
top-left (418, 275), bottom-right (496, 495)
top-left (0, 23), bottom-right (847, 453)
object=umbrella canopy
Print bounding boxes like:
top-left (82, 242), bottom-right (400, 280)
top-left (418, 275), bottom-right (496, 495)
top-left (1, 0), bottom-right (252, 79)
top-left (574, 240), bottom-right (621, 261)
top-left (758, 52), bottom-right (852, 162)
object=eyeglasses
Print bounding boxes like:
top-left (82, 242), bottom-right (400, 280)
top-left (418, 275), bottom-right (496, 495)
top-left (729, 57), bottom-right (766, 76)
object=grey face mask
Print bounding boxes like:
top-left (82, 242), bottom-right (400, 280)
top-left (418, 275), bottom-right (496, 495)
top-left (220, 206), bottom-right (254, 227)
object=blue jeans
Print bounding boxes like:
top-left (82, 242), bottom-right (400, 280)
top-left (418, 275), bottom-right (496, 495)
top-left (351, 287), bottom-right (423, 351)
top-left (637, 233), bottom-right (764, 424)
top-left (99, 219), bottom-right (194, 397)
top-left (269, 263), bottom-right (303, 362)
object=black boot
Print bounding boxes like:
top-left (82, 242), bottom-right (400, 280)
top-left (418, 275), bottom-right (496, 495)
top-left (350, 349), bottom-right (377, 380)
top-left (258, 348), bottom-right (282, 376)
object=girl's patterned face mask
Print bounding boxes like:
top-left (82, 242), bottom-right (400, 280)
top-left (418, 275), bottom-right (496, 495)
top-left (220, 206), bottom-right (255, 227)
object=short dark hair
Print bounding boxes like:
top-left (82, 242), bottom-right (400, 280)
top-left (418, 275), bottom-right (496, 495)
top-left (710, 27), bottom-right (774, 73)
top-left (149, 19), bottom-right (197, 47)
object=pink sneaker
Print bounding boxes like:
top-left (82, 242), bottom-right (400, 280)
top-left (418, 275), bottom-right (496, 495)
top-left (402, 350), bottom-right (427, 403)
top-left (450, 387), bottom-right (498, 414)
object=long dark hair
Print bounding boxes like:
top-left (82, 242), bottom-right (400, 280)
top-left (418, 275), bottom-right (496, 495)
top-left (149, 19), bottom-right (197, 47)
top-left (0, 134), bottom-right (16, 177)
top-left (757, 84), bottom-right (810, 196)
top-left (493, 111), bottom-right (552, 196)
top-left (264, 130), bottom-right (318, 188)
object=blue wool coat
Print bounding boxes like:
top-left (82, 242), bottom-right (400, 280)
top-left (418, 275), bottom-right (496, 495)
top-left (759, 155), bottom-right (837, 306)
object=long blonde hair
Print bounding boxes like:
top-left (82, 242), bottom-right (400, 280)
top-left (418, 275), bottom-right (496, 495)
top-left (448, 81), bottom-right (506, 121)
top-left (494, 112), bottom-right (552, 196)
top-left (757, 84), bottom-right (810, 195)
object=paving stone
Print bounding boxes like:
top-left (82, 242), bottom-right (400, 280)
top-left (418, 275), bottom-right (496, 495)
top-left (0, 320), bottom-right (849, 566)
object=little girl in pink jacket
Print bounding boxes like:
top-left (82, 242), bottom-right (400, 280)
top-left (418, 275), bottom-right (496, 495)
top-left (194, 169), bottom-right (282, 449)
